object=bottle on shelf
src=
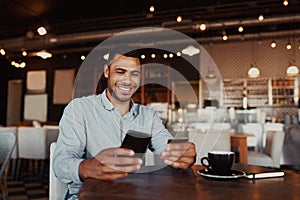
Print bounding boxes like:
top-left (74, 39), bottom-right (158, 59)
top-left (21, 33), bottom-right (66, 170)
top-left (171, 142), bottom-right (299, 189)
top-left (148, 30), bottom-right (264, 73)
top-left (242, 87), bottom-right (248, 109)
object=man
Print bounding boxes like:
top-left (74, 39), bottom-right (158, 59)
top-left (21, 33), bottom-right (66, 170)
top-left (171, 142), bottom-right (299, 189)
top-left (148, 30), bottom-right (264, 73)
top-left (53, 47), bottom-right (196, 199)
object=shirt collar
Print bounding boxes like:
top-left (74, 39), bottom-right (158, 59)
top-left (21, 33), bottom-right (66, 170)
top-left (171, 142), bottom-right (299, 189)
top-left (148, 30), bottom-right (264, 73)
top-left (100, 89), bottom-right (114, 111)
top-left (100, 89), bottom-right (139, 117)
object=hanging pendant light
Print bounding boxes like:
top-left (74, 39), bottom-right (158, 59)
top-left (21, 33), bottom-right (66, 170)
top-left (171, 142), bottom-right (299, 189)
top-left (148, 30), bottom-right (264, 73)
top-left (286, 63), bottom-right (299, 76)
top-left (182, 45), bottom-right (200, 56)
top-left (248, 65), bottom-right (260, 78)
top-left (36, 50), bottom-right (52, 59)
top-left (286, 37), bottom-right (299, 76)
top-left (248, 41), bottom-right (260, 78)
top-left (206, 66), bottom-right (216, 79)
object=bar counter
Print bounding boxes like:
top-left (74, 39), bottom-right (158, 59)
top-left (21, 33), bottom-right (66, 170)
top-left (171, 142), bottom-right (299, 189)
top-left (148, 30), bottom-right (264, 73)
top-left (78, 164), bottom-right (300, 200)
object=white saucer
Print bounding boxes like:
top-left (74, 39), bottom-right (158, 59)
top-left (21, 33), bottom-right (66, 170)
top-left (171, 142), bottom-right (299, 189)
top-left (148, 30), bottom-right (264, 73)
top-left (197, 169), bottom-right (246, 179)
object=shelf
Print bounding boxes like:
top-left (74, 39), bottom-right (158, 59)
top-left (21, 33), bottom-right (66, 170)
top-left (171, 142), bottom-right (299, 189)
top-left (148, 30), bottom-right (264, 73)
top-left (248, 95), bottom-right (268, 98)
top-left (272, 86), bottom-right (294, 89)
top-left (222, 77), bottom-right (298, 108)
top-left (272, 95), bottom-right (296, 98)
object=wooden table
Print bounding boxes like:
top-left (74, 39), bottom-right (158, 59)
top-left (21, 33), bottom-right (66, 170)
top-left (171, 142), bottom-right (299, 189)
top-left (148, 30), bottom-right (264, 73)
top-left (78, 164), bottom-right (300, 200)
top-left (230, 133), bottom-right (254, 164)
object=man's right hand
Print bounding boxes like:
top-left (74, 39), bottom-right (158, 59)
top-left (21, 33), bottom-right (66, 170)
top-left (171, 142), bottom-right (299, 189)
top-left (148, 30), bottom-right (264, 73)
top-left (79, 147), bottom-right (143, 181)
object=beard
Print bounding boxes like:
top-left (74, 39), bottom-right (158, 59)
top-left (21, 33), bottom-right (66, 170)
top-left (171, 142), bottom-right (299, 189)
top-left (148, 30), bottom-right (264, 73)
top-left (109, 83), bottom-right (138, 103)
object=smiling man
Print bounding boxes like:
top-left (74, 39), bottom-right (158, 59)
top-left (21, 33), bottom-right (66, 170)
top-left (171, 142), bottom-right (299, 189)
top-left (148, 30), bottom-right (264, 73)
top-left (104, 53), bottom-right (141, 115)
top-left (52, 47), bottom-right (196, 200)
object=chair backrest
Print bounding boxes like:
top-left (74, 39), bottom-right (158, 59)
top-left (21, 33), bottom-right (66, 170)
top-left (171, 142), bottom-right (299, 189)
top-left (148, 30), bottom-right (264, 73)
top-left (262, 123), bottom-right (283, 147)
top-left (49, 142), bottom-right (68, 200)
top-left (188, 129), bottom-right (231, 164)
top-left (0, 132), bottom-right (16, 176)
top-left (264, 130), bottom-right (285, 168)
top-left (44, 126), bottom-right (59, 157)
top-left (17, 127), bottom-right (47, 159)
top-left (212, 123), bottom-right (232, 130)
top-left (240, 123), bottom-right (263, 151)
top-left (0, 127), bottom-right (18, 159)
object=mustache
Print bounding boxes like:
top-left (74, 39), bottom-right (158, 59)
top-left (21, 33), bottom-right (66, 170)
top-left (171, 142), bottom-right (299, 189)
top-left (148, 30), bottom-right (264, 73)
top-left (116, 83), bottom-right (138, 89)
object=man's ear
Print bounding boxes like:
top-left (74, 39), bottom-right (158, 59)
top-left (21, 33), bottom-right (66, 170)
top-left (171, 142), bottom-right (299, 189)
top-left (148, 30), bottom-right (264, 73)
top-left (104, 64), bottom-right (109, 78)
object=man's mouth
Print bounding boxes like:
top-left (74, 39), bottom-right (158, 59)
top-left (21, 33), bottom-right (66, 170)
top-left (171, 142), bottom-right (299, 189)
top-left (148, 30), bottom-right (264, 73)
top-left (117, 85), bottom-right (136, 92)
top-left (118, 86), bottom-right (131, 91)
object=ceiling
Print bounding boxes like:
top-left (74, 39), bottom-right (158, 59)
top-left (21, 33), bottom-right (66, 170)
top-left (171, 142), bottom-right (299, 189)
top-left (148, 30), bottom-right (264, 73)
top-left (1, 0), bottom-right (300, 57)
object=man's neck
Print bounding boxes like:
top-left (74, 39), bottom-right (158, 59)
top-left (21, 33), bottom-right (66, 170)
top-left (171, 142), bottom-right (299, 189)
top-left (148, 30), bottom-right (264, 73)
top-left (105, 90), bottom-right (130, 116)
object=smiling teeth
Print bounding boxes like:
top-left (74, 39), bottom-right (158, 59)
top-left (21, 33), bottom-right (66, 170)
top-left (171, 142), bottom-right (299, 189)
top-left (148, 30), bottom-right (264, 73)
top-left (119, 86), bottom-right (130, 91)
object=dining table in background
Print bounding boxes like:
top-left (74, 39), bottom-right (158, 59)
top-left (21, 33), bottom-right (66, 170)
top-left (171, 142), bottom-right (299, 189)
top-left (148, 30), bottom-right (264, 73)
top-left (230, 133), bottom-right (254, 164)
top-left (78, 163), bottom-right (300, 200)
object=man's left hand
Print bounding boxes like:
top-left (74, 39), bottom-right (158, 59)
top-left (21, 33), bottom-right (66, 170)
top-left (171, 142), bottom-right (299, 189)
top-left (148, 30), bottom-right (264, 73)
top-left (160, 142), bottom-right (196, 169)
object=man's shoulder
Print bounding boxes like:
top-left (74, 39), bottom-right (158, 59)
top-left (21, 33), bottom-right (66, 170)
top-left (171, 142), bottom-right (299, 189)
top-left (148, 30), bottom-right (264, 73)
top-left (68, 94), bottom-right (99, 106)
top-left (74, 94), bottom-right (97, 101)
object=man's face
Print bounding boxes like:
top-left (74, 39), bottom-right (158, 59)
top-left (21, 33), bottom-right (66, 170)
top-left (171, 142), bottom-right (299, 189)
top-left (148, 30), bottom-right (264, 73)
top-left (104, 54), bottom-right (141, 103)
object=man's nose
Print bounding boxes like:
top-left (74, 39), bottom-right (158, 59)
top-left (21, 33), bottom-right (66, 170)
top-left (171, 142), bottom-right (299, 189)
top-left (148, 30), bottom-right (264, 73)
top-left (121, 72), bottom-right (132, 83)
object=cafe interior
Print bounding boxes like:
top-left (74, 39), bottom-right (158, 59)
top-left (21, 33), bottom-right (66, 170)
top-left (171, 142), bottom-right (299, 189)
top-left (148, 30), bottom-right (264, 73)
top-left (1, 0), bottom-right (300, 199)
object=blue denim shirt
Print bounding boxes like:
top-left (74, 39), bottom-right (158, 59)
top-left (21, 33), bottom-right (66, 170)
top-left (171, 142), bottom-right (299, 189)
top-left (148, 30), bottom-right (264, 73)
top-left (52, 90), bottom-right (172, 199)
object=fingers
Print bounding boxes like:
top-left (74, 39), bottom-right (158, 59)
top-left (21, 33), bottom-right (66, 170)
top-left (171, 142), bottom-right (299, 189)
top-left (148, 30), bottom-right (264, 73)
top-left (160, 142), bottom-right (196, 169)
top-left (95, 148), bottom-right (143, 172)
top-left (101, 160), bottom-right (142, 173)
top-left (162, 142), bottom-right (195, 158)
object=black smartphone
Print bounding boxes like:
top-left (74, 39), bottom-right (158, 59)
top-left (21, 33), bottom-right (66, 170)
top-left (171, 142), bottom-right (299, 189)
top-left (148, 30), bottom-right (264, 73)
top-left (167, 137), bottom-right (189, 144)
top-left (121, 130), bottom-right (151, 157)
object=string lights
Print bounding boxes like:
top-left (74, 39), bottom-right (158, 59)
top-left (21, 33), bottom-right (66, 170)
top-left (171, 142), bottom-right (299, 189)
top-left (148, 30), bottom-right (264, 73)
top-left (270, 41), bottom-right (277, 48)
top-left (0, 4), bottom-right (298, 72)
top-left (222, 31), bottom-right (228, 41)
top-left (176, 16), bottom-right (182, 23)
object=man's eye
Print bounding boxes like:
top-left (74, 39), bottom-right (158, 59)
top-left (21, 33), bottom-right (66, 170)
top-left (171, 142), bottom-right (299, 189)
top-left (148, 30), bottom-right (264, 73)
top-left (132, 72), bottom-right (140, 76)
top-left (116, 70), bottom-right (125, 74)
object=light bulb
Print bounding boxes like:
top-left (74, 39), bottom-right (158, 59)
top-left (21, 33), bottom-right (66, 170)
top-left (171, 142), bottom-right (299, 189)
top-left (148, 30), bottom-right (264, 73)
top-left (176, 16), bottom-right (182, 23)
top-left (270, 41), bottom-right (276, 48)
top-left (199, 23), bottom-right (206, 31)
top-left (238, 26), bottom-right (244, 32)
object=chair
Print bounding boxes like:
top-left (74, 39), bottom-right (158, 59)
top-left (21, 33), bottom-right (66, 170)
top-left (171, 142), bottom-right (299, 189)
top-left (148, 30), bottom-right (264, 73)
top-left (16, 127), bottom-right (48, 182)
top-left (0, 131), bottom-right (16, 199)
top-left (49, 142), bottom-right (68, 200)
top-left (188, 129), bottom-right (231, 164)
top-left (281, 125), bottom-right (300, 166)
top-left (0, 126), bottom-right (18, 179)
top-left (248, 131), bottom-right (285, 168)
top-left (239, 123), bottom-right (263, 152)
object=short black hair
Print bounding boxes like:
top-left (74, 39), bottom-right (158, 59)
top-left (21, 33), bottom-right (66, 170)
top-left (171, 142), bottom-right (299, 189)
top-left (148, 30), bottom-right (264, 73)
top-left (106, 45), bottom-right (141, 65)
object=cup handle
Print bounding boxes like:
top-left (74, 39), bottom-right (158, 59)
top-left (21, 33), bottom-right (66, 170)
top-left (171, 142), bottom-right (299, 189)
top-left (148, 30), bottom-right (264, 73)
top-left (200, 156), bottom-right (209, 167)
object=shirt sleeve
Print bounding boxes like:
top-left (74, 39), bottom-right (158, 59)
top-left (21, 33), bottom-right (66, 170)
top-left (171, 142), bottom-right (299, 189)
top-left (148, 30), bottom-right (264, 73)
top-left (148, 108), bottom-right (173, 154)
top-left (52, 99), bottom-right (87, 184)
